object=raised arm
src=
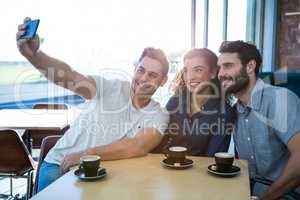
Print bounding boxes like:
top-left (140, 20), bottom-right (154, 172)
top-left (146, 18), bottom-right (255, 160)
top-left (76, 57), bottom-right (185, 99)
top-left (60, 128), bottom-right (163, 172)
top-left (16, 18), bottom-right (96, 99)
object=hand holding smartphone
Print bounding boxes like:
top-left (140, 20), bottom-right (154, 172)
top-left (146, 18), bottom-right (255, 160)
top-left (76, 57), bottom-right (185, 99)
top-left (17, 18), bottom-right (41, 58)
top-left (20, 19), bottom-right (40, 39)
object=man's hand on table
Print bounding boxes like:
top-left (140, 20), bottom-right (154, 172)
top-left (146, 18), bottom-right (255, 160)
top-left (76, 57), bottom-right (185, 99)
top-left (60, 151), bottom-right (85, 173)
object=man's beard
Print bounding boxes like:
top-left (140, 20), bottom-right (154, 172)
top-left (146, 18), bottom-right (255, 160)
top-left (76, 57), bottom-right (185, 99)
top-left (132, 82), bottom-right (156, 99)
top-left (220, 67), bottom-right (250, 96)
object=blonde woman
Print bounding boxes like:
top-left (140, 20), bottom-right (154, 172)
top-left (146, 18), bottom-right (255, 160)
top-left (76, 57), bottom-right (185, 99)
top-left (154, 48), bottom-right (235, 156)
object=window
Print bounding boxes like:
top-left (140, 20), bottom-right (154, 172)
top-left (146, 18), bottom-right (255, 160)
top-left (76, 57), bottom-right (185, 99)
top-left (1, 0), bottom-right (190, 83)
top-left (0, 0), bottom-right (191, 104)
top-left (207, 0), bottom-right (224, 53)
top-left (194, 0), bottom-right (247, 53)
top-left (227, 0), bottom-right (247, 41)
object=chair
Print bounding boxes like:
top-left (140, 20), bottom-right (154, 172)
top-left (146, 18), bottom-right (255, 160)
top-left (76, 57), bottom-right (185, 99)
top-left (33, 135), bottom-right (62, 195)
top-left (22, 103), bottom-right (69, 151)
top-left (259, 72), bottom-right (300, 98)
top-left (0, 130), bottom-right (36, 200)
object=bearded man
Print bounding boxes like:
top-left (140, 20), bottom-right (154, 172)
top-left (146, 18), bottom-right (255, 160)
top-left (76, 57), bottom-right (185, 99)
top-left (217, 40), bottom-right (300, 200)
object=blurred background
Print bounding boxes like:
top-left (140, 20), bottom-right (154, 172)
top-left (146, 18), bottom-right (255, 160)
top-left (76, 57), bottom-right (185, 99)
top-left (0, 0), bottom-right (299, 107)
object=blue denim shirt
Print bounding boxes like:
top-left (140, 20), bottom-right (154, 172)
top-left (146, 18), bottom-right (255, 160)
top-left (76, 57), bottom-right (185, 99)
top-left (233, 79), bottom-right (300, 195)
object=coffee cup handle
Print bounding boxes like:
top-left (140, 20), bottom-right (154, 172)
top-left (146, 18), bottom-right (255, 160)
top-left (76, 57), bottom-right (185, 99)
top-left (79, 163), bottom-right (84, 172)
top-left (162, 144), bottom-right (170, 158)
top-left (164, 152), bottom-right (170, 159)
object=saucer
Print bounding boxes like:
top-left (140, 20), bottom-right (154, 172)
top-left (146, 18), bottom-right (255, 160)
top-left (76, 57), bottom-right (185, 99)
top-left (161, 158), bottom-right (193, 169)
top-left (207, 164), bottom-right (240, 177)
top-left (74, 168), bottom-right (108, 181)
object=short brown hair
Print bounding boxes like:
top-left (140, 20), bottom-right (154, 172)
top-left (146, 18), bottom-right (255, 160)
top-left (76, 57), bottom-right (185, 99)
top-left (219, 40), bottom-right (262, 76)
top-left (138, 47), bottom-right (169, 75)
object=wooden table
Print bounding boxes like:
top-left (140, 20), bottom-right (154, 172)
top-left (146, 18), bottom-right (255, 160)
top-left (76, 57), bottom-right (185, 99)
top-left (0, 109), bottom-right (79, 130)
top-left (30, 154), bottom-right (250, 200)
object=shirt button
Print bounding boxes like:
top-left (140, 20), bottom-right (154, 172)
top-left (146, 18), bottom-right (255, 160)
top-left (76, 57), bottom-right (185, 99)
top-left (251, 155), bottom-right (254, 159)
top-left (247, 137), bottom-right (250, 141)
top-left (245, 119), bottom-right (249, 123)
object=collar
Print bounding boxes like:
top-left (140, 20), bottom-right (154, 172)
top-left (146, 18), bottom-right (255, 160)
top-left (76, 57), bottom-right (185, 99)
top-left (247, 78), bottom-right (265, 111)
top-left (235, 78), bottom-right (265, 114)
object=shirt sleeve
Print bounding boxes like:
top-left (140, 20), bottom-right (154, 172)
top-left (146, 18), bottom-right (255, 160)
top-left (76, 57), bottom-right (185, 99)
top-left (141, 108), bottom-right (170, 135)
top-left (166, 96), bottom-right (178, 112)
top-left (270, 88), bottom-right (300, 145)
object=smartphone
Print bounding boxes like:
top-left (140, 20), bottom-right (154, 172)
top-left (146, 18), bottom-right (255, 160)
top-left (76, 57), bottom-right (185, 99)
top-left (21, 19), bottom-right (40, 39)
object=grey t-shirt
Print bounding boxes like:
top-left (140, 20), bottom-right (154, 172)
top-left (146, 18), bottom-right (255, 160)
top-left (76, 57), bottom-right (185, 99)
top-left (45, 76), bottom-right (169, 165)
top-left (233, 79), bottom-right (300, 196)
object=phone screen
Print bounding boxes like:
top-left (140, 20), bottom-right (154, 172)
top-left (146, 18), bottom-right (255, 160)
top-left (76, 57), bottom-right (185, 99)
top-left (21, 19), bottom-right (40, 39)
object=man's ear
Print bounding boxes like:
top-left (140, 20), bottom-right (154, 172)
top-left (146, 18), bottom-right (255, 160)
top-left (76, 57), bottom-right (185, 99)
top-left (247, 60), bottom-right (256, 74)
top-left (160, 75), bottom-right (168, 86)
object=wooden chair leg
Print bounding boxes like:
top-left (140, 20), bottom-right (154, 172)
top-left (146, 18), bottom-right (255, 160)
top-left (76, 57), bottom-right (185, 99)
top-left (26, 171), bottom-right (34, 200)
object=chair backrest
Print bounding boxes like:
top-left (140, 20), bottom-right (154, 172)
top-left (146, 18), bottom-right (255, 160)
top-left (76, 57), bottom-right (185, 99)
top-left (22, 103), bottom-right (69, 148)
top-left (33, 103), bottom-right (68, 110)
top-left (0, 130), bottom-right (35, 176)
top-left (259, 72), bottom-right (300, 98)
top-left (33, 135), bottom-right (62, 194)
top-left (39, 135), bottom-right (62, 161)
